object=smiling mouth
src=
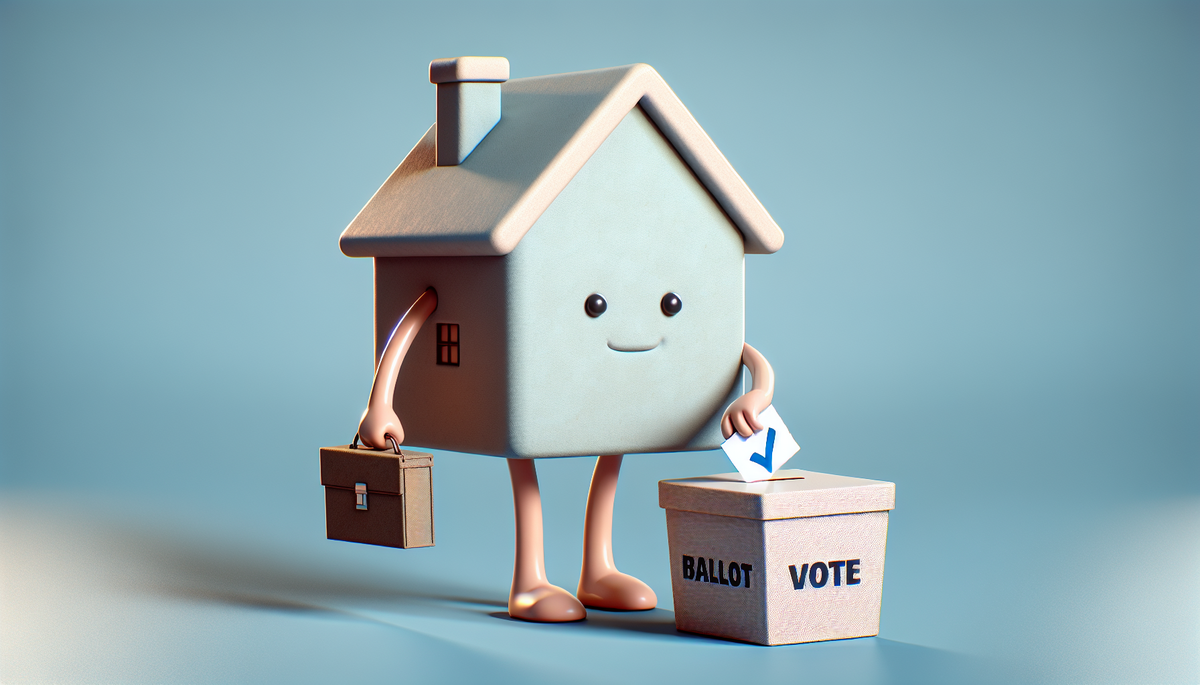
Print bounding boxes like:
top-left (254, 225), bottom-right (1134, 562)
top-left (607, 340), bottom-right (662, 353)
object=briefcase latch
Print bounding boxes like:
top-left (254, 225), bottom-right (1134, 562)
top-left (355, 482), bottom-right (368, 511)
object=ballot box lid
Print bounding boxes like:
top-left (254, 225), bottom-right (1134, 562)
top-left (658, 469), bottom-right (895, 521)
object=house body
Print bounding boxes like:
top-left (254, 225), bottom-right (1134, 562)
top-left (340, 61), bottom-right (784, 459)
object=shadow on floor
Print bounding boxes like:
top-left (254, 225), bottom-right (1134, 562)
top-left (486, 607), bottom-right (706, 640)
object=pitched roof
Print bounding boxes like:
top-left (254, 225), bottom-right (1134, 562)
top-left (339, 64), bottom-right (784, 258)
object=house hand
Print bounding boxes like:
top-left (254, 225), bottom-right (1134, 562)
top-left (721, 343), bottom-right (775, 439)
top-left (721, 388), bottom-right (771, 439)
top-left (358, 405), bottom-right (404, 449)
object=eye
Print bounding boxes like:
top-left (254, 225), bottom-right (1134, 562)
top-left (584, 293), bottom-right (607, 318)
top-left (661, 292), bottom-right (682, 316)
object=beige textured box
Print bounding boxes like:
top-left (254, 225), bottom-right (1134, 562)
top-left (659, 469), bottom-right (895, 645)
top-left (320, 445), bottom-right (434, 549)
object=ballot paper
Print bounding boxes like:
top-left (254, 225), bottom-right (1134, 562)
top-left (720, 405), bottom-right (801, 482)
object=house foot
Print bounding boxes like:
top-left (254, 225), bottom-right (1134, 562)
top-left (577, 571), bottom-right (656, 611)
top-left (509, 584), bottom-right (586, 622)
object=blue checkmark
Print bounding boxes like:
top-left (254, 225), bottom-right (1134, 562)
top-left (750, 427), bottom-right (776, 472)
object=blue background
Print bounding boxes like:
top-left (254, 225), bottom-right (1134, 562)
top-left (1, 1), bottom-right (1196, 683)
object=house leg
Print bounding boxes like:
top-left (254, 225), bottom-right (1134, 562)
top-left (576, 455), bottom-right (657, 610)
top-left (507, 458), bottom-right (585, 622)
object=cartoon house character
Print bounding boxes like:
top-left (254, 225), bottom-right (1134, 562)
top-left (341, 57), bottom-right (784, 622)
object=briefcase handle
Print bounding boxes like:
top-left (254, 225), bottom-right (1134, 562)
top-left (350, 432), bottom-right (402, 455)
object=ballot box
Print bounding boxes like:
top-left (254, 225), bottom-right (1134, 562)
top-left (659, 469), bottom-right (895, 645)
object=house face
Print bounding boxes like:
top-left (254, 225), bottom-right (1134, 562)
top-left (344, 60), bottom-right (782, 459)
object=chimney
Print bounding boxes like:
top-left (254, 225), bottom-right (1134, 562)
top-left (429, 56), bottom-right (509, 166)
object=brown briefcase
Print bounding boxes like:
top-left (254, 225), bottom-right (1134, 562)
top-left (319, 442), bottom-right (434, 548)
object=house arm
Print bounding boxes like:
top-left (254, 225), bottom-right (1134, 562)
top-left (721, 342), bottom-right (775, 439)
top-left (357, 287), bottom-right (438, 449)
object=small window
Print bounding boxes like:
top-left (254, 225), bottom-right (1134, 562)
top-left (437, 323), bottom-right (459, 366)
